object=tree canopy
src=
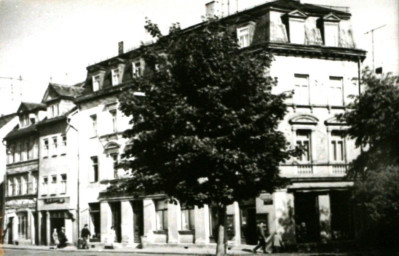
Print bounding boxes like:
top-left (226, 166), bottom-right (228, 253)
top-left (117, 19), bottom-right (295, 207)
top-left (339, 68), bottom-right (399, 250)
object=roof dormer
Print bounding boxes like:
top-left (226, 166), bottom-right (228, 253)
top-left (321, 13), bottom-right (341, 47)
top-left (108, 58), bottom-right (126, 86)
top-left (87, 65), bottom-right (106, 92)
top-left (17, 102), bottom-right (46, 128)
top-left (284, 10), bottom-right (308, 44)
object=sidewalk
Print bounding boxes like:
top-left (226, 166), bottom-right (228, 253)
top-left (0, 243), bottom-right (352, 256)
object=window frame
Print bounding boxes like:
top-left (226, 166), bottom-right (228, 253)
top-left (91, 156), bottom-right (99, 182)
top-left (92, 75), bottom-right (101, 92)
top-left (293, 74), bottom-right (310, 105)
top-left (155, 200), bottom-right (168, 231)
top-left (181, 206), bottom-right (195, 231)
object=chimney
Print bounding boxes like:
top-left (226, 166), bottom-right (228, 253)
top-left (206, 1), bottom-right (221, 17)
top-left (118, 41), bottom-right (124, 55)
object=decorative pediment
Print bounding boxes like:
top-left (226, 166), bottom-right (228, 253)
top-left (323, 13), bottom-right (341, 22)
top-left (289, 114), bottom-right (319, 125)
top-left (103, 141), bottom-right (120, 155)
top-left (287, 10), bottom-right (308, 19)
top-left (325, 116), bottom-right (346, 126)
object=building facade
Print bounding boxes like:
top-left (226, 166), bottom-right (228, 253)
top-left (36, 83), bottom-right (81, 246)
top-left (0, 113), bottom-right (19, 242)
top-left (3, 103), bottom-right (45, 245)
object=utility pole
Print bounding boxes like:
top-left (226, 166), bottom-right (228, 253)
top-left (364, 24), bottom-right (386, 72)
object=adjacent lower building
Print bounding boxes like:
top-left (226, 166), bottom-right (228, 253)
top-left (3, 103), bottom-right (44, 245)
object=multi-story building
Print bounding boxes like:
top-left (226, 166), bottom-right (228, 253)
top-left (3, 102), bottom-right (45, 245)
top-left (1, 0), bottom-right (367, 249)
top-left (35, 83), bottom-right (82, 246)
top-left (0, 113), bottom-right (19, 242)
top-left (70, 0), bottom-right (365, 249)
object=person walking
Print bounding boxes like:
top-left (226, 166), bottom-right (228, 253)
top-left (253, 222), bottom-right (267, 253)
top-left (81, 224), bottom-right (91, 249)
top-left (57, 227), bottom-right (68, 248)
top-left (105, 226), bottom-right (116, 249)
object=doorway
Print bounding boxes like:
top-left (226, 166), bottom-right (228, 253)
top-left (240, 207), bottom-right (257, 244)
top-left (132, 200), bottom-right (144, 243)
top-left (110, 202), bottom-right (122, 242)
top-left (7, 217), bottom-right (14, 244)
top-left (294, 192), bottom-right (320, 243)
top-left (50, 214), bottom-right (65, 245)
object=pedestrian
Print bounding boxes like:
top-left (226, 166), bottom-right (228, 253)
top-left (272, 231), bottom-right (284, 253)
top-left (57, 227), bottom-right (68, 248)
top-left (252, 222), bottom-right (267, 253)
top-left (52, 228), bottom-right (59, 247)
top-left (81, 224), bottom-right (91, 249)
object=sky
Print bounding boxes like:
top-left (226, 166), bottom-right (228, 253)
top-left (0, 0), bottom-right (398, 115)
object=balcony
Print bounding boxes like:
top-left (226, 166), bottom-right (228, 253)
top-left (280, 163), bottom-right (349, 178)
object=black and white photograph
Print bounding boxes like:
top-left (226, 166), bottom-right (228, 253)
top-left (0, 0), bottom-right (398, 255)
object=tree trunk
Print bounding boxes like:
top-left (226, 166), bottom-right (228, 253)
top-left (215, 204), bottom-right (227, 256)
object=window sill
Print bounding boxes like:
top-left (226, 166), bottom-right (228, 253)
top-left (153, 230), bottom-right (168, 235)
top-left (178, 230), bottom-right (195, 235)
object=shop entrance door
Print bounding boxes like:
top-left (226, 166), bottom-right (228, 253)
top-left (132, 201), bottom-right (144, 243)
top-left (50, 215), bottom-right (65, 245)
top-left (8, 217), bottom-right (13, 244)
top-left (240, 207), bottom-right (257, 244)
top-left (294, 192), bottom-right (320, 243)
top-left (110, 202), bottom-right (122, 242)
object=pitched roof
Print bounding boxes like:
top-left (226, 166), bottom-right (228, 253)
top-left (49, 82), bottom-right (84, 99)
top-left (0, 113), bottom-right (17, 130)
top-left (18, 102), bottom-right (46, 113)
top-left (4, 124), bottom-right (37, 140)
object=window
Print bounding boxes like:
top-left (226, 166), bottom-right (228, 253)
top-left (90, 114), bottom-right (97, 137)
top-left (181, 206), bottom-right (195, 231)
top-left (60, 134), bottom-right (67, 155)
top-left (33, 140), bottom-right (39, 159)
top-left (8, 179), bottom-right (14, 196)
top-left (21, 114), bottom-right (30, 127)
top-left (329, 77), bottom-right (344, 106)
top-left (132, 61), bottom-right (142, 77)
top-left (14, 177), bottom-right (20, 195)
top-left (42, 177), bottom-right (48, 195)
top-left (20, 142), bottom-right (26, 161)
top-left (31, 175), bottom-right (37, 194)
top-left (289, 20), bottom-right (305, 44)
top-left (155, 200), bottom-right (168, 231)
top-left (294, 74), bottom-right (310, 105)
top-left (17, 212), bottom-right (28, 239)
top-left (50, 103), bottom-right (59, 117)
top-left (21, 176), bottom-right (27, 195)
top-left (7, 146), bottom-right (13, 164)
top-left (15, 143), bottom-right (20, 162)
top-left (43, 139), bottom-right (49, 158)
top-left (111, 68), bottom-right (120, 86)
top-left (60, 174), bottom-right (67, 194)
top-left (91, 156), bottom-right (99, 182)
top-left (52, 137), bottom-right (58, 156)
top-left (296, 130), bottom-right (311, 163)
top-left (111, 153), bottom-right (119, 178)
top-left (92, 75), bottom-right (101, 92)
top-left (237, 26), bottom-right (250, 48)
top-left (331, 131), bottom-right (345, 162)
top-left (50, 175), bottom-right (57, 195)
top-left (324, 23), bottom-right (339, 47)
top-left (110, 110), bottom-right (117, 133)
top-left (26, 140), bottom-right (31, 160)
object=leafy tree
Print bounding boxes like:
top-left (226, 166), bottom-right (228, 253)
top-left (339, 68), bottom-right (399, 250)
top-left (117, 19), bottom-right (297, 255)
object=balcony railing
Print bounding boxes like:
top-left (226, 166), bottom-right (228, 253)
top-left (297, 164), bottom-right (313, 175)
top-left (331, 164), bottom-right (348, 175)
